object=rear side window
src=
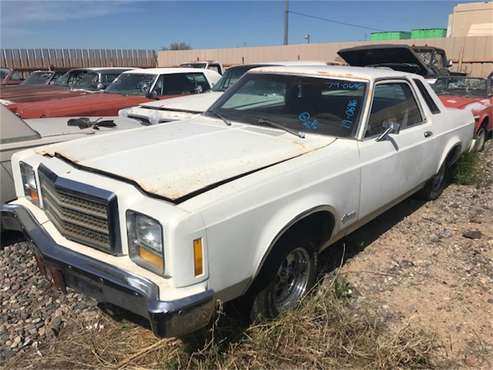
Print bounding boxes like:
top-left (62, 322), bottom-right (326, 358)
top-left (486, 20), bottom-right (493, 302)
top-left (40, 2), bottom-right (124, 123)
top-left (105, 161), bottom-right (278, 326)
top-left (154, 73), bottom-right (211, 96)
top-left (414, 79), bottom-right (440, 114)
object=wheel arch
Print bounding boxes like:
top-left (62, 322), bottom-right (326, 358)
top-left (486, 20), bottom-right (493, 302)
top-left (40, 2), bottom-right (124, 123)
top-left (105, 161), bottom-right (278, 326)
top-left (245, 204), bottom-right (337, 292)
top-left (437, 139), bottom-right (462, 173)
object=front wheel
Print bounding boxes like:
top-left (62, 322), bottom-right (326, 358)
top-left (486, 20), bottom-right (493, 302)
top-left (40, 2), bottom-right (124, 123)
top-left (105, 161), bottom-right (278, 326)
top-left (250, 241), bottom-right (317, 321)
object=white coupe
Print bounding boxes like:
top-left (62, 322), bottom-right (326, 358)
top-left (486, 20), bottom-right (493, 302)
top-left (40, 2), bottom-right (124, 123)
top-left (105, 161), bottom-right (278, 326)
top-left (1, 65), bottom-right (474, 338)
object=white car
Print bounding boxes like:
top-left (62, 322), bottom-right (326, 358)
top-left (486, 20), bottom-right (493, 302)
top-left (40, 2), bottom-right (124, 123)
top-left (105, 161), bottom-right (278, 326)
top-left (1, 66), bottom-right (474, 338)
top-left (119, 61), bottom-right (327, 124)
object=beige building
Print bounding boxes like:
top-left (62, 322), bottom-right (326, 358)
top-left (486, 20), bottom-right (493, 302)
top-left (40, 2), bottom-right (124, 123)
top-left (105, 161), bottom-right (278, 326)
top-left (447, 1), bottom-right (493, 37)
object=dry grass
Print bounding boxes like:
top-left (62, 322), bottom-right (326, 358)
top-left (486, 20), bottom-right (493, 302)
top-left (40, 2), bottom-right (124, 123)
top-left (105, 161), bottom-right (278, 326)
top-left (7, 275), bottom-right (440, 370)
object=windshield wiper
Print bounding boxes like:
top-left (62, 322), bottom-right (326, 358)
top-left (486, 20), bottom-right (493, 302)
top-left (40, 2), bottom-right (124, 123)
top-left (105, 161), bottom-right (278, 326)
top-left (67, 117), bottom-right (116, 130)
top-left (210, 110), bottom-right (232, 126)
top-left (258, 118), bottom-right (305, 139)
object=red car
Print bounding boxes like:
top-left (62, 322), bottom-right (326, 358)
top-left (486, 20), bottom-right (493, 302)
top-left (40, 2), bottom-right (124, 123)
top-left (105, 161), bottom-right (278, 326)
top-left (433, 76), bottom-right (493, 151)
top-left (0, 68), bottom-right (24, 86)
top-left (0, 68), bottom-right (131, 106)
top-left (12, 68), bottom-right (221, 119)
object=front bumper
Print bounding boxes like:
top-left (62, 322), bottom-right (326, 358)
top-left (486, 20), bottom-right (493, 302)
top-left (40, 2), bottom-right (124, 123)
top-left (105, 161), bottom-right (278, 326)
top-left (0, 204), bottom-right (215, 338)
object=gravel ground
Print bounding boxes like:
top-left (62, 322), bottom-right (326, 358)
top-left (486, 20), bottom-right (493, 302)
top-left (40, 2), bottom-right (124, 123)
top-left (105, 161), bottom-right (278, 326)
top-left (1, 141), bottom-right (492, 368)
top-left (0, 242), bottom-right (100, 363)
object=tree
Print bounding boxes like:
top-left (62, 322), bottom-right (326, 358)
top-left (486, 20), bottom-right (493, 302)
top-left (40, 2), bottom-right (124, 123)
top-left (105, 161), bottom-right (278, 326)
top-left (161, 42), bottom-right (192, 50)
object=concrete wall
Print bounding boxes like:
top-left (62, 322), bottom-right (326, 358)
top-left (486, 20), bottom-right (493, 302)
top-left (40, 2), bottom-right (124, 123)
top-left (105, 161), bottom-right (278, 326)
top-left (158, 36), bottom-right (493, 77)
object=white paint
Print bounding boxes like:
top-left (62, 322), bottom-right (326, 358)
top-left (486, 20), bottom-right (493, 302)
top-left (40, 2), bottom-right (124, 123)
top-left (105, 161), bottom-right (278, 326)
top-left (11, 66), bottom-right (474, 303)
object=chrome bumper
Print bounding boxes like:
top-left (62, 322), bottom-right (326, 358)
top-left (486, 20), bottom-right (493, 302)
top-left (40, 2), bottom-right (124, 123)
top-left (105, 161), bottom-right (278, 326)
top-left (0, 203), bottom-right (215, 338)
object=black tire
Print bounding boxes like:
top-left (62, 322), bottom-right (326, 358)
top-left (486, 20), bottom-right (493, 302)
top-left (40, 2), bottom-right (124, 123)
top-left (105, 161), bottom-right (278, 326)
top-left (249, 240), bottom-right (318, 322)
top-left (474, 126), bottom-right (486, 152)
top-left (416, 161), bottom-right (447, 201)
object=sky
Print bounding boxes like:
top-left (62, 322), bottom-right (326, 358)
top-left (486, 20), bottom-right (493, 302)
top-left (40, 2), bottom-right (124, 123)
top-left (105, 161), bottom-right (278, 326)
top-left (0, 0), bottom-right (476, 49)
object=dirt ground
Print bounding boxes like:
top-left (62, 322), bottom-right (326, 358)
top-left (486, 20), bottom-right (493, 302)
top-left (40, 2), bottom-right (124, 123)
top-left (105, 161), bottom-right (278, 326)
top-left (336, 143), bottom-right (493, 367)
top-left (1, 142), bottom-right (492, 369)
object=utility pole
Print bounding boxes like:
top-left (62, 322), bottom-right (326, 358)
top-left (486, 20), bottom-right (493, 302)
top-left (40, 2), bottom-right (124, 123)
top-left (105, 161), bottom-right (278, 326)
top-left (283, 0), bottom-right (289, 45)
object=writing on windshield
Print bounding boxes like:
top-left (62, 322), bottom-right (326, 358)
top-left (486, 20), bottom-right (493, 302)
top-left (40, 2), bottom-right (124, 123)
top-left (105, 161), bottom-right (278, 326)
top-left (208, 74), bottom-right (367, 138)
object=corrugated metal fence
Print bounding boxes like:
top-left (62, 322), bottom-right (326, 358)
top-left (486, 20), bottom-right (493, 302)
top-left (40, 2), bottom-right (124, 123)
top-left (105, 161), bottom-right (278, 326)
top-left (1, 49), bottom-right (157, 73)
top-left (158, 36), bottom-right (493, 77)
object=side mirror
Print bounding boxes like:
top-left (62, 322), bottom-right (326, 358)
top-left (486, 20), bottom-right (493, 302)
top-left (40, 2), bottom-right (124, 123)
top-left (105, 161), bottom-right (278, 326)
top-left (96, 82), bottom-right (106, 90)
top-left (376, 121), bottom-right (401, 142)
top-left (145, 90), bottom-right (158, 99)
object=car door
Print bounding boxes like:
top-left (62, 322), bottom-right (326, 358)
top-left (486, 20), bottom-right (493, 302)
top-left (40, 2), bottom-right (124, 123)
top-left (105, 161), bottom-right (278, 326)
top-left (357, 79), bottom-right (435, 219)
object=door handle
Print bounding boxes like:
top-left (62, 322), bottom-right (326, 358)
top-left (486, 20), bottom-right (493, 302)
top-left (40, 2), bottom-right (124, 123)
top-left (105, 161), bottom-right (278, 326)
top-left (424, 131), bottom-right (433, 138)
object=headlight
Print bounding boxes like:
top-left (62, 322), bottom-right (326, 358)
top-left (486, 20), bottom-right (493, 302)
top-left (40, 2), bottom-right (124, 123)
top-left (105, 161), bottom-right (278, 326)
top-left (20, 162), bottom-right (40, 206)
top-left (126, 211), bottom-right (164, 275)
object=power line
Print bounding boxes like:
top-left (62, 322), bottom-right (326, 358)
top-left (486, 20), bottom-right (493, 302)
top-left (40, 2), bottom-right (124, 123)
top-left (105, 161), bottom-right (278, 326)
top-left (289, 10), bottom-right (384, 32)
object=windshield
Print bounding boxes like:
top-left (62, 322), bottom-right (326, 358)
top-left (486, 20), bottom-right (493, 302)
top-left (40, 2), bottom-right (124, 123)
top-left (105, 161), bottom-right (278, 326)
top-left (180, 63), bottom-right (207, 69)
top-left (105, 73), bottom-right (157, 95)
top-left (0, 69), bottom-right (9, 79)
top-left (53, 70), bottom-right (99, 89)
top-left (212, 66), bottom-right (261, 92)
top-left (21, 71), bottom-right (54, 85)
top-left (432, 77), bottom-right (488, 97)
top-left (207, 73), bottom-right (367, 138)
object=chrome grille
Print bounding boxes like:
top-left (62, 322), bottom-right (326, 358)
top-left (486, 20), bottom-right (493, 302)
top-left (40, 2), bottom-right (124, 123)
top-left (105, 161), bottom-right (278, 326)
top-left (38, 166), bottom-right (118, 253)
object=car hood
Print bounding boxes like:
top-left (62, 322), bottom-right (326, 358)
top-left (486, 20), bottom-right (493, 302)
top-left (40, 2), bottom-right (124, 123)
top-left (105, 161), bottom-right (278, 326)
top-left (439, 95), bottom-right (490, 113)
top-left (38, 117), bottom-right (334, 202)
top-left (15, 93), bottom-right (150, 118)
top-left (338, 45), bottom-right (431, 76)
top-left (25, 116), bottom-right (142, 137)
top-left (123, 91), bottom-right (223, 123)
top-left (138, 91), bottom-right (223, 113)
top-left (0, 85), bottom-right (68, 99)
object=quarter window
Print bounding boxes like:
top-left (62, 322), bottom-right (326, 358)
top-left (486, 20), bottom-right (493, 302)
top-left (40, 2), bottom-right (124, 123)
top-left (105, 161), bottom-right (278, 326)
top-left (413, 79), bottom-right (440, 114)
top-left (365, 82), bottom-right (423, 138)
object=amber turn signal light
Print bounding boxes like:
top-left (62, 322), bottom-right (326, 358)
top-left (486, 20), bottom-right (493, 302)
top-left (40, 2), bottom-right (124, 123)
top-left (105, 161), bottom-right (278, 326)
top-left (193, 239), bottom-right (203, 276)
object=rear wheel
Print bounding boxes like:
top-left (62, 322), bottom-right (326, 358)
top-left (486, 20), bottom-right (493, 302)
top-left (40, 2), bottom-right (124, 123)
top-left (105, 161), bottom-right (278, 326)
top-left (249, 241), bottom-right (317, 321)
top-left (473, 127), bottom-right (486, 152)
top-left (416, 161), bottom-right (447, 200)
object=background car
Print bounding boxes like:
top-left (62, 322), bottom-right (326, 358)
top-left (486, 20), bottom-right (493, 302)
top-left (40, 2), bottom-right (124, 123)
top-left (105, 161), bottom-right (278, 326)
top-left (0, 105), bottom-right (142, 203)
top-left (0, 68), bottom-right (24, 86)
top-left (0, 67), bottom-right (132, 106)
top-left (11, 68), bottom-right (221, 118)
top-left (433, 76), bottom-right (492, 151)
top-left (337, 44), bottom-right (460, 83)
top-left (19, 70), bottom-right (66, 86)
top-left (120, 61), bottom-right (327, 124)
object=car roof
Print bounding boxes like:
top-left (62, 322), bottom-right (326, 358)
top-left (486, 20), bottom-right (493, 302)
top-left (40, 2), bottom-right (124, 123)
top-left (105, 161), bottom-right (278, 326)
top-left (248, 65), bottom-right (420, 81)
top-left (228, 61), bottom-right (327, 69)
top-left (85, 67), bottom-right (133, 71)
top-left (122, 67), bottom-right (214, 75)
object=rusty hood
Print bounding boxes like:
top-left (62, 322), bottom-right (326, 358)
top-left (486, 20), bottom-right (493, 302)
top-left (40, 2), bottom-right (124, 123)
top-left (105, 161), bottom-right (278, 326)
top-left (14, 93), bottom-right (152, 119)
top-left (39, 117), bottom-right (334, 202)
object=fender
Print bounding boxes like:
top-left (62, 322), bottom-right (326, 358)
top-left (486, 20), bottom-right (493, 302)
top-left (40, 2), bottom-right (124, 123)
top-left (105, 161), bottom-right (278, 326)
top-left (436, 137), bottom-right (462, 173)
top-left (244, 197), bottom-right (339, 293)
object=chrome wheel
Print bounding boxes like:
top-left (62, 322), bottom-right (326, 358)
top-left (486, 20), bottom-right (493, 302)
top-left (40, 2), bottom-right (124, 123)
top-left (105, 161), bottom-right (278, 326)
top-left (272, 247), bottom-right (312, 311)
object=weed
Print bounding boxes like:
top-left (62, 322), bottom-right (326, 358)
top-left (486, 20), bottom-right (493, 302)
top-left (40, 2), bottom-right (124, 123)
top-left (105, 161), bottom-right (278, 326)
top-left (452, 152), bottom-right (481, 186)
